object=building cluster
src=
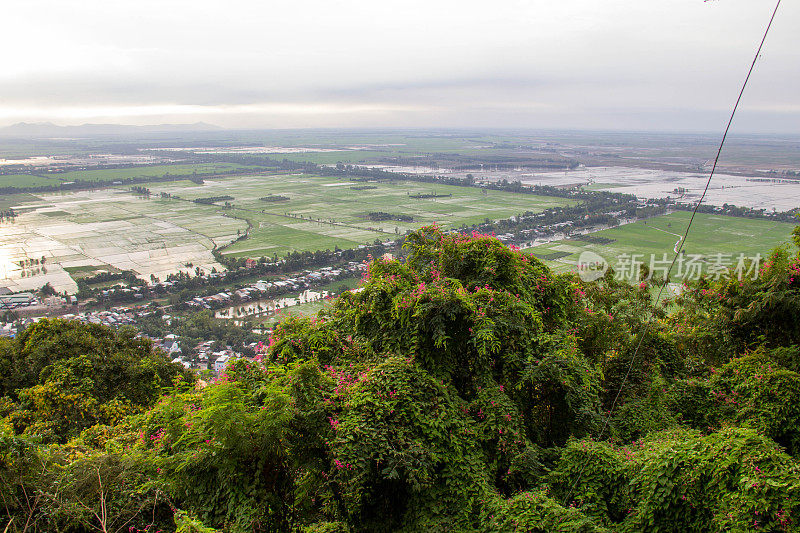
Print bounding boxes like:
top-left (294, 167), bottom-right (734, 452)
top-left (184, 263), bottom-right (366, 310)
top-left (98, 285), bottom-right (147, 300)
top-left (0, 292), bottom-right (38, 309)
top-left (187, 339), bottom-right (268, 373)
top-left (64, 308), bottom-right (140, 327)
top-left (0, 301), bottom-right (272, 375)
top-left (1, 305), bottom-right (148, 336)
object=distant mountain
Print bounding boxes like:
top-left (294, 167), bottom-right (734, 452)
top-left (0, 122), bottom-right (223, 137)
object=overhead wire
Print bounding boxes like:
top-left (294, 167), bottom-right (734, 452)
top-left (562, 0), bottom-right (783, 507)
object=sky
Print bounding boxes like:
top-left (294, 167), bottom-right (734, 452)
top-left (1, 0), bottom-right (797, 133)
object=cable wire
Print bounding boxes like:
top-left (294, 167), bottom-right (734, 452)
top-left (562, 0), bottom-right (783, 507)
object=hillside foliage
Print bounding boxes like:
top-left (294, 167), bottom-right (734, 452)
top-left (3, 224), bottom-right (800, 532)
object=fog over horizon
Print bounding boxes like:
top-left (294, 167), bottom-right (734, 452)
top-left (2, 0), bottom-right (797, 133)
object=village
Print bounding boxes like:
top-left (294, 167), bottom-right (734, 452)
top-left (0, 260), bottom-right (370, 376)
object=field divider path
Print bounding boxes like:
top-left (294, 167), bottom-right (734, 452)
top-left (298, 184), bottom-right (457, 221)
top-left (225, 203), bottom-right (396, 236)
top-left (646, 224), bottom-right (683, 253)
top-left (159, 194), bottom-right (394, 260)
top-left (25, 226), bottom-right (109, 271)
top-left (109, 191), bottom-right (225, 248)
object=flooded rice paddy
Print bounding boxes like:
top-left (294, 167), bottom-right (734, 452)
top-left (0, 188), bottom-right (245, 294)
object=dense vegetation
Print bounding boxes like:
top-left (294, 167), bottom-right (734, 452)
top-left (0, 320), bottom-right (191, 444)
top-left (194, 196), bottom-right (235, 205)
top-left (3, 224), bottom-right (800, 531)
top-left (367, 212), bottom-right (414, 222)
top-left (408, 193), bottom-right (452, 199)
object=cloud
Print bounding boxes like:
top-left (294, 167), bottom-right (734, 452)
top-left (0, 0), bottom-right (797, 131)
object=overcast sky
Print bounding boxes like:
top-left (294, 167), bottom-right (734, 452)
top-left (1, 0), bottom-right (797, 132)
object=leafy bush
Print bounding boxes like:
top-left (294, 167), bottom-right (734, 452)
top-left (626, 427), bottom-right (800, 532)
top-left (4, 225), bottom-right (800, 531)
top-left (1, 320), bottom-right (191, 443)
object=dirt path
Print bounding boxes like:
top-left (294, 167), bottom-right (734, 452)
top-left (647, 225), bottom-right (683, 253)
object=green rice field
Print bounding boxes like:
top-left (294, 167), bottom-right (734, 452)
top-left (530, 211), bottom-right (796, 279)
top-left (146, 174), bottom-right (574, 257)
top-left (263, 300), bottom-right (330, 325)
top-left (0, 193), bottom-right (39, 210)
top-left (0, 174), bottom-right (63, 188)
top-left (49, 163), bottom-right (252, 183)
top-left (0, 163), bottom-right (254, 190)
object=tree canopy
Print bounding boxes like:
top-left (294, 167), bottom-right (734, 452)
top-left (3, 225), bottom-right (800, 532)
